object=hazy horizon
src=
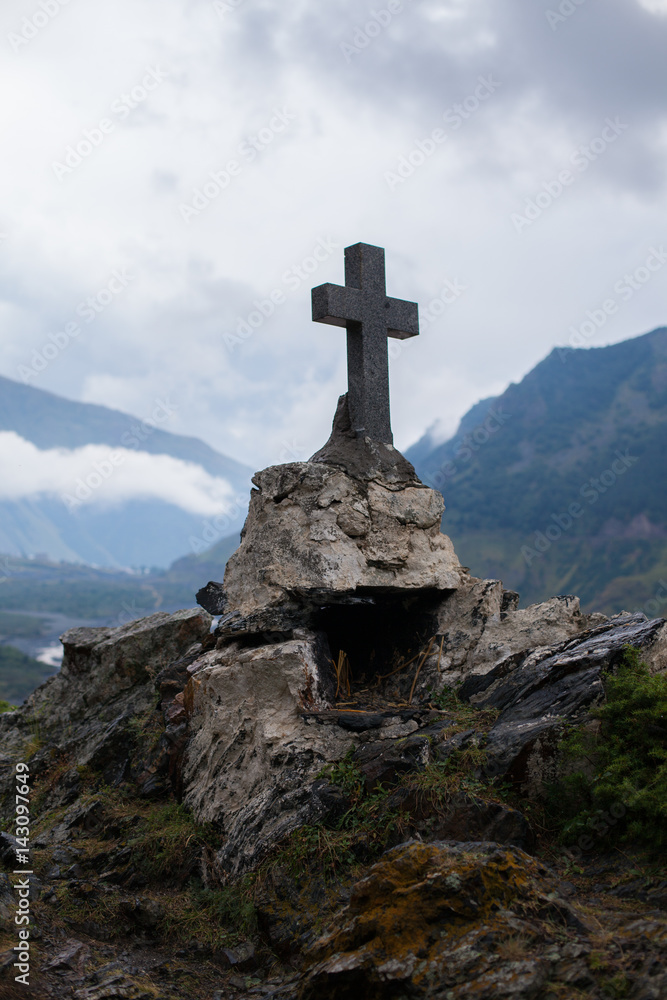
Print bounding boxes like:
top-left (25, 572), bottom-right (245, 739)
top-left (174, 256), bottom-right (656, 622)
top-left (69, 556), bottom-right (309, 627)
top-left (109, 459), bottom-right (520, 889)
top-left (2, 0), bottom-right (666, 479)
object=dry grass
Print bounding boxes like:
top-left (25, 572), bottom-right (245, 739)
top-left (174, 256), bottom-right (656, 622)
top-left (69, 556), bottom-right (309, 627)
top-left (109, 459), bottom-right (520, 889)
top-left (332, 650), bottom-right (352, 698)
top-left (495, 934), bottom-right (533, 961)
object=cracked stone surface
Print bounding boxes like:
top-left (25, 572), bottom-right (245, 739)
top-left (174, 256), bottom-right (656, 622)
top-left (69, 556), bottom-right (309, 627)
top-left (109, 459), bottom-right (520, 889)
top-left (209, 461), bottom-right (461, 630)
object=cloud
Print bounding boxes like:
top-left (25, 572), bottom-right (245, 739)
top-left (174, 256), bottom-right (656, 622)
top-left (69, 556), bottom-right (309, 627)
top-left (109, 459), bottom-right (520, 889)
top-left (0, 0), bottom-right (666, 477)
top-left (636, 0), bottom-right (667, 14)
top-left (0, 432), bottom-right (236, 516)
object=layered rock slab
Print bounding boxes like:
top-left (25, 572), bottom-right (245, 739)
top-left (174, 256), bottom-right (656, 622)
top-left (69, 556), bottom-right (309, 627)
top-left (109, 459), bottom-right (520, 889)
top-left (181, 631), bottom-right (426, 877)
top-left (459, 612), bottom-right (667, 791)
top-left (0, 608), bottom-right (212, 815)
top-left (0, 608), bottom-right (211, 753)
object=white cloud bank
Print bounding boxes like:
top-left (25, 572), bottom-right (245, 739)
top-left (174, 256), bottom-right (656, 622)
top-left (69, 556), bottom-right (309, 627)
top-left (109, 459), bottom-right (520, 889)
top-left (1, 0), bottom-right (666, 469)
top-left (0, 432), bottom-right (236, 516)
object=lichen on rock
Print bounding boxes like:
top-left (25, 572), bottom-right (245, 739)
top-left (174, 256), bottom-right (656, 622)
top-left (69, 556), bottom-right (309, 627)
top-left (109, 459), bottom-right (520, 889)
top-left (298, 840), bottom-right (579, 999)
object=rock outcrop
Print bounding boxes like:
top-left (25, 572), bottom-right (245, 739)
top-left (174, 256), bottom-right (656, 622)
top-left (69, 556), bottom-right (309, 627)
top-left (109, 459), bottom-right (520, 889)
top-left (0, 595), bottom-right (665, 998)
top-left (183, 413), bottom-right (667, 880)
top-left (30, 609), bottom-right (207, 723)
top-left (0, 608), bottom-right (211, 766)
top-left (459, 611), bottom-right (667, 792)
top-left (299, 840), bottom-right (587, 999)
top-left (200, 460), bottom-right (461, 632)
top-left (175, 605), bottom-right (667, 879)
top-left (181, 631), bottom-right (349, 876)
top-left (1, 404), bottom-right (667, 999)
top-left (196, 394), bottom-right (462, 633)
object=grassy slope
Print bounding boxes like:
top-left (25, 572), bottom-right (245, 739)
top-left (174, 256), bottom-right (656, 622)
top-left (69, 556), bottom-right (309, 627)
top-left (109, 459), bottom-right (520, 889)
top-left (449, 529), bottom-right (667, 614)
top-left (409, 328), bottom-right (667, 614)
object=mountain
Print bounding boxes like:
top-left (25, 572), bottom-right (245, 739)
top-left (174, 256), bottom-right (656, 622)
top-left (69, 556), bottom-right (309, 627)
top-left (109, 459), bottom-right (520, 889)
top-left (406, 327), bottom-right (667, 615)
top-left (163, 532), bottom-right (241, 590)
top-left (0, 375), bottom-right (253, 568)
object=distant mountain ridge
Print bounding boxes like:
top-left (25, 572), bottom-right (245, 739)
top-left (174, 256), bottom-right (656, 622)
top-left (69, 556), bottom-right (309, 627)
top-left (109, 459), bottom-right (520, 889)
top-left (406, 327), bottom-right (667, 614)
top-left (0, 376), bottom-right (253, 568)
top-left (0, 375), bottom-right (248, 481)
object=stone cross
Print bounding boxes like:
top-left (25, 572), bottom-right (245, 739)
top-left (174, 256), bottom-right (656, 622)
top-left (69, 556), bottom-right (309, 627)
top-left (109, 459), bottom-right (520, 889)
top-left (311, 242), bottom-right (419, 444)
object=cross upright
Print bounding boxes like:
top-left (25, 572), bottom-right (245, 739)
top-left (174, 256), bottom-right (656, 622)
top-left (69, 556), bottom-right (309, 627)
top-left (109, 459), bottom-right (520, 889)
top-left (311, 242), bottom-right (419, 444)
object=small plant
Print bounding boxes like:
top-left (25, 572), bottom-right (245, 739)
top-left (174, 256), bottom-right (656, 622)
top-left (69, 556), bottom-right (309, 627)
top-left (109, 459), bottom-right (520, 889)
top-left (22, 723), bottom-right (45, 760)
top-left (189, 880), bottom-right (257, 938)
top-left (128, 802), bottom-right (221, 882)
top-left (548, 646), bottom-right (667, 851)
top-left (275, 754), bottom-right (401, 878)
top-left (0, 699), bottom-right (17, 713)
top-left (429, 684), bottom-right (500, 729)
top-left (320, 749), bottom-right (364, 798)
top-left (496, 934), bottom-right (532, 961)
top-left (602, 972), bottom-right (631, 998)
top-left (126, 709), bottom-right (165, 753)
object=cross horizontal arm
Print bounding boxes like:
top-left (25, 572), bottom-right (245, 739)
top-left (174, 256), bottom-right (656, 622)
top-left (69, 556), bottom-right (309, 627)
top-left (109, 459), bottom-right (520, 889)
top-left (311, 283), bottom-right (363, 327)
top-left (385, 297), bottom-right (419, 340)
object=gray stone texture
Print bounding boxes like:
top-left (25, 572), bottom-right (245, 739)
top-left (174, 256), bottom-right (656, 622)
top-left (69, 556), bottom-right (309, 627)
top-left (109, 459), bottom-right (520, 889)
top-left (217, 460), bottom-right (461, 629)
top-left (181, 630), bottom-right (356, 876)
top-left (0, 608), bottom-right (212, 786)
top-left (458, 612), bottom-right (667, 793)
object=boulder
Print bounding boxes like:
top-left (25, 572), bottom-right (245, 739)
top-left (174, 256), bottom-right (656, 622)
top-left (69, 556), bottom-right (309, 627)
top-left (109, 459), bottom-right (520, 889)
top-left (198, 460), bottom-right (461, 633)
top-left (0, 609), bottom-right (212, 808)
top-left (299, 840), bottom-right (583, 999)
top-left (352, 734), bottom-right (431, 791)
top-left (181, 631), bottom-right (352, 876)
top-left (20, 608), bottom-right (210, 736)
top-left (459, 612), bottom-right (667, 792)
top-left (415, 582), bottom-right (600, 692)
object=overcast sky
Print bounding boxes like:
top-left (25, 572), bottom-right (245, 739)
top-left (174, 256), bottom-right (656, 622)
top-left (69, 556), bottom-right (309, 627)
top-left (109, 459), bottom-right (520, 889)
top-left (1, 0), bottom-right (667, 471)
